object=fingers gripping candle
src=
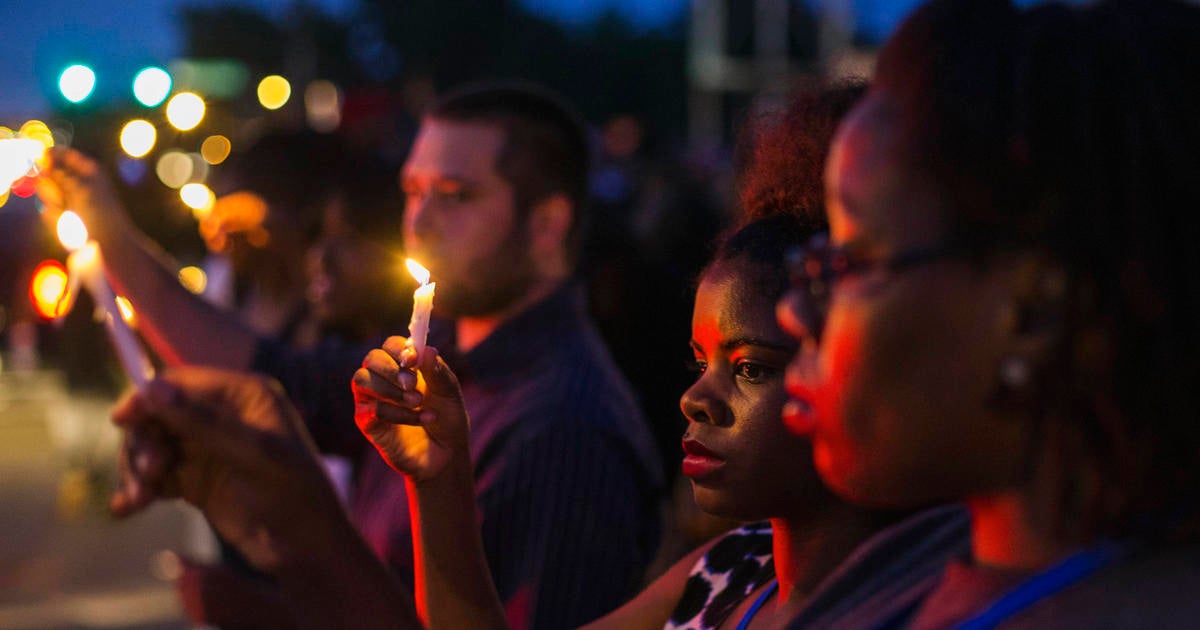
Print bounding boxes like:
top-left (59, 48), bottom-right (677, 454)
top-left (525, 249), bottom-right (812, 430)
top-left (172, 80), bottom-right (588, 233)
top-left (57, 210), bottom-right (155, 389)
top-left (405, 258), bottom-right (436, 361)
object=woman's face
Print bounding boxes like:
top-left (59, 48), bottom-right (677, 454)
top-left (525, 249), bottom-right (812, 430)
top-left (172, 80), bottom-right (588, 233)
top-left (680, 258), bottom-right (834, 521)
top-left (778, 92), bottom-right (1027, 508)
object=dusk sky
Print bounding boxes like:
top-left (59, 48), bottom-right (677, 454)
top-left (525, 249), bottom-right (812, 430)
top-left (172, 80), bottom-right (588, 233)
top-left (0, 0), bottom-right (933, 117)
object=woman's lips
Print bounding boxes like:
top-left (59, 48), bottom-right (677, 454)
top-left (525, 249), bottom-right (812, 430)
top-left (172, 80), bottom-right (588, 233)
top-left (681, 439), bottom-right (725, 478)
top-left (784, 366), bottom-right (818, 435)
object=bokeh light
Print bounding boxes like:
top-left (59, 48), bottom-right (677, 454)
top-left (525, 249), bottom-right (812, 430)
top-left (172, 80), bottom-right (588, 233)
top-left (304, 80), bottom-right (342, 132)
top-left (188, 153), bottom-right (210, 184)
top-left (166, 92), bottom-right (206, 131)
top-left (56, 210), bottom-right (89, 251)
top-left (119, 120), bottom-right (157, 158)
top-left (200, 135), bottom-right (231, 165)
top-left (30, 260), bottom-right (70, 319)
top-left (180, 183), bottom-right (216, 215)
top-left (19, 120), bottom-right (55, 154)
top-left (59, 64), bottom-right (96, 103)
top-left (257, 75), bottom-right (292, 110)
top-left (178, 266), bottom-right (208, 294)
top-left (156, 151), bottom-right (193, 189)
top-left (1, 138), bottom-right (45, 196)
top-left (133, 67), bottom-right (172, 107)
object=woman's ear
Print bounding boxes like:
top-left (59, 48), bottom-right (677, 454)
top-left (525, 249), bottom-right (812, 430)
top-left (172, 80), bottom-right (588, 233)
top-left (991, 254), bottom-right (1068, 410)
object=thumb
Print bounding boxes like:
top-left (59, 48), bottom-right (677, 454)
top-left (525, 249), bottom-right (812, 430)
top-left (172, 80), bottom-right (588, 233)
top-left (416, 347), bottom-right (462, 399)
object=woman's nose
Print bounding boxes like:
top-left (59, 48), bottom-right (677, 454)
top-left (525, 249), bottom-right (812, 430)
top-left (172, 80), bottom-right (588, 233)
top-left (680, 376), bottom-right (728, 427)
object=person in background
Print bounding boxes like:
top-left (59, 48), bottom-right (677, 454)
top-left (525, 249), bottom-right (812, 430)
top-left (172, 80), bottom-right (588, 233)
top-left (778, 0), bottom-right (1200, 627)
top-left (194, 132), bottom-right (341, 347)
top-left (170, 155), bottom-right (413, 629)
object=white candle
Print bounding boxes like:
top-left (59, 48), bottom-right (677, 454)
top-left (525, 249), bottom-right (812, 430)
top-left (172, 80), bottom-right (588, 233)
top-left (405, 258), bottom-right (436, 360)
top-left (58, 211), bottom-right (155, 389)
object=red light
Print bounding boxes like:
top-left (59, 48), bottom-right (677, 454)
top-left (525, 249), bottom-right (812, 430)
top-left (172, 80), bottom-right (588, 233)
top-left (11, 175), bottom-right (37, 198)
top-left (29, 260), bottom-right (69, 319)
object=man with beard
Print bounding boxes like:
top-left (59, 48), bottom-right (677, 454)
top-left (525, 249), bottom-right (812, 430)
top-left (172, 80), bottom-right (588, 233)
top-left (351, 83), bottom-right (663, 630)
top-left (42, 82), bottom-right (662, 630)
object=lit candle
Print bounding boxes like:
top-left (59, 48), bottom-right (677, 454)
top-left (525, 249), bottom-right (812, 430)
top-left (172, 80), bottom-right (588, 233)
top-left (57, 210), bottom-right (155, 389)
top-left (405, 258), bottom-right (436, 360)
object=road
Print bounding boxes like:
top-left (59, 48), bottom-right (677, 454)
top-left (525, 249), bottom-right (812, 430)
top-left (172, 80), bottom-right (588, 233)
top-left (0, 367), bottom-right (200, 629)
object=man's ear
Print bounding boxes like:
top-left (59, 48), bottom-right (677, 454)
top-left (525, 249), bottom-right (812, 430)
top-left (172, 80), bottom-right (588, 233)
top-left (528, 193), bottom-right (573, 259)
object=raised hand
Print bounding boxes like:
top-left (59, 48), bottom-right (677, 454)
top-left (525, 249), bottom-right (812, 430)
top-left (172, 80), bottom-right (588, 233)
top-left (38, 148), bottom-right (130, 236)
top-left (110, 368), bottom-right (345, 573)
top-left (352, 337), bottom-right (470, 482)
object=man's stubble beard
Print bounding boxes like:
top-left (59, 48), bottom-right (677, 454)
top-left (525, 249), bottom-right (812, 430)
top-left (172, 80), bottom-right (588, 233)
top-left (433, 222), bottom-right (539, 319)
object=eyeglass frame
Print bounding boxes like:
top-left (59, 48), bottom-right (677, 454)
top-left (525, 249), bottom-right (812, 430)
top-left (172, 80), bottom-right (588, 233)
top-left (784, 233), bottom-right (968, 341)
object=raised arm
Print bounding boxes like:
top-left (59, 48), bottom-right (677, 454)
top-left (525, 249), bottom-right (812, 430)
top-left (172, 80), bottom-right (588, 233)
top-left (111, 368), bottom-right (419, 630)
top-left (39, 148), bottom-right (258, 368)
top-left (353, 337), bottom-right (509, 629)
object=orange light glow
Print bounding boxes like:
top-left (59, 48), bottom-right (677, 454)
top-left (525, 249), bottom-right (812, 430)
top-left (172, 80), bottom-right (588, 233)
top-left (200, 135), bottom-right (231, 164)
top-left (30, 260), bottom-right (70, 319)
top-left (178, 265), bottom-right (207, 294)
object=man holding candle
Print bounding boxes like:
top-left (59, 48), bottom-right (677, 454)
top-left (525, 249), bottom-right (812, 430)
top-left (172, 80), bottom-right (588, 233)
top-left (42, 82), bottom-right (662, 630)
top-left (351, 82), bottom-right (663, 629)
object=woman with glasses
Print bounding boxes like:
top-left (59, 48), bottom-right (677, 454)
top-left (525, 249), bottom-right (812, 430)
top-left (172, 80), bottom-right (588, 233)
top-left (779, 0), bottom-right (1200, 627)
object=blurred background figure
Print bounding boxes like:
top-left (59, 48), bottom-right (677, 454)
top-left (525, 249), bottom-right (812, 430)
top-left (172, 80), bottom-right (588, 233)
top-left (199, 131), bottom-right (345, 349)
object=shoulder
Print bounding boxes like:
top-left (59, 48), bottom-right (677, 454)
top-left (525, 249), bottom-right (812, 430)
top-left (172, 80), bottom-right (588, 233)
top-left (664, 523), bottom-right (775, 630)
top-left (1014, 543), bottom-right (1200, 629)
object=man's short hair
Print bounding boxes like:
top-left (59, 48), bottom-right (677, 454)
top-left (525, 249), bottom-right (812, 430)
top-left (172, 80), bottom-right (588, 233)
top-left (427, 81), bottom-right (590, 266)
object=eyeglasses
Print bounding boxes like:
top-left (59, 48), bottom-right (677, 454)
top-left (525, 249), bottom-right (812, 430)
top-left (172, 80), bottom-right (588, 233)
top-left (785, 233), bottom-right (965, 340)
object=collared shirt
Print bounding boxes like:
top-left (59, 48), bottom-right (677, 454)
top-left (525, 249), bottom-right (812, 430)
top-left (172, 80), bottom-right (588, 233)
top-left (350, 281), bottom-right (664, 629)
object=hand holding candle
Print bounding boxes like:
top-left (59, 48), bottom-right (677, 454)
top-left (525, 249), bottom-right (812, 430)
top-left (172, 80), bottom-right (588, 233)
top-left (405, 258), bottom-right (436, 361)
top-left (56, 210), bottom-right (155, 389)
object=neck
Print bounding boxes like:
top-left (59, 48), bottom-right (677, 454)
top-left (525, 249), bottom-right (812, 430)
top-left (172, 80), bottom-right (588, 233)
top-left (967, 489), bottom-right (1086, 570)
top-left (770, 505), bottom-right (881, 605)
top-left (455, 277), bottom-right (565, 353)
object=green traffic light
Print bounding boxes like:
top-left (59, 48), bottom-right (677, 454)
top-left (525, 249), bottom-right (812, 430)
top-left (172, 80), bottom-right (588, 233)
top-left (133, 67), bottom-right (172, 107)
top-left (59, 64), bottom-right (96, 103)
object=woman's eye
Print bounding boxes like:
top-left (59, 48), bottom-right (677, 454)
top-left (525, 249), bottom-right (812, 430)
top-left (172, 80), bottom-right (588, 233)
top-left (434, 188), bottom-right (468, 203)
top-left (687, 359), bottom-right (708, 376)
top-left (734, 361), bottom-right (776, 383)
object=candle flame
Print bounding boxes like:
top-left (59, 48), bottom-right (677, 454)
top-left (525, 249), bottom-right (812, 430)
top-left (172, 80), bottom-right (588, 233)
top-left (406, 258), bottom-right (431, 286)
top-left (115, 295), bottom-right (137, 325)
top-left (56, 210), bottom-right (89, 252)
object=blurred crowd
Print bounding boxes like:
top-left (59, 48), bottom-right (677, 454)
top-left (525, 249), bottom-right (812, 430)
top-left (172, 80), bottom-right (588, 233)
top-left (4, 0), bottom-right (1200, 628)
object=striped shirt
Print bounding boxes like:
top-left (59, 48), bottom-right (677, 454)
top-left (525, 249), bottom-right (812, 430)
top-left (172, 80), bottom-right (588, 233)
top-left (351, 282), bottom-right (664, 629)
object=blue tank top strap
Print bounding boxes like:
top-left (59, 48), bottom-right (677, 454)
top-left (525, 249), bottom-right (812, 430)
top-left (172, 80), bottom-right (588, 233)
top-left (735, 578), bottom-right (779, 630)
top-left (953, 542), bottom-right (1122, 630)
